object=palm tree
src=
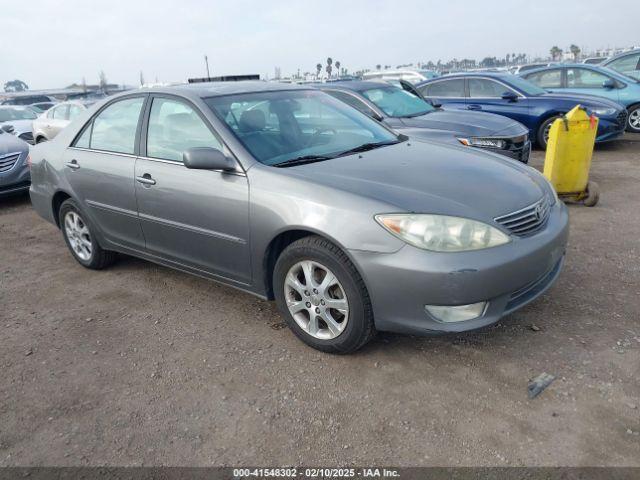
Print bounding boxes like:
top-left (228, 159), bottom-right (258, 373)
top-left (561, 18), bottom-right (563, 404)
top-left (316, 63), bottom-right (322, 78)
top-left (550, 46), bottom-right (562, 61)
top-left (570, 44), bottom-right (581, 61)
top-left (376, 64), bottom-right (381, 70)
top-left (335, 61), bottom-right (341, 77)
top-left (326, 57), bottom-right (333, 78)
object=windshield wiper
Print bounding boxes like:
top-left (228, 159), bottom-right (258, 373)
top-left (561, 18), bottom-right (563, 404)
top-left (334, 140), bottom-right (401, 157)
top-left (399, 110), bottom-right (433, 118)
top-left (272, 155), bottom-right (335, 168)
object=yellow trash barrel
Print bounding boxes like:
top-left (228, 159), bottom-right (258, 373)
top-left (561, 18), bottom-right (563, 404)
top-left (543, 105), bottom-right (600, 206)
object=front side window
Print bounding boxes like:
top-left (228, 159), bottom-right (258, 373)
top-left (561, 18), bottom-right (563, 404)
top-left (325, 90), bottom-right (378, 118)
top-left (525, 69), bottom-right (562, 88)
top-left (420, 79), bottom-right (465, 98)
top-left (566, 68), bottom-right (610, 88)
top-left (74, 97), bottom-right (144, 154)
top-left (469, 78), bottom-right (515, 98)
top-left (146, 97), bottom-right (223, 162)
top-left (607, 53), bottom-right (640, 78)
top-left (206, 90), bottom-right (398, 166)
top-left (360, 86), bottom-right (434, 118)
top-left (52, 105), bottom-right (68, 120)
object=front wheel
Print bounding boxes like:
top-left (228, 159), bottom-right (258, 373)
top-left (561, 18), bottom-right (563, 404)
top-left (537, 116), bottom-right (562, 149)
top-left (627, 104), bottom-right (640, 133)
top-left (59, 199), bottom-right (116, 269)
top-left (273, 236), bottom-right (375, 354)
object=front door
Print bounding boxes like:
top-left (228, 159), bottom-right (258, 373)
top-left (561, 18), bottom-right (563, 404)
top-left (63, 95), bottom-right (147, 250)
top-left (134, 95), bottom-right (251, 284)
top-left (563, 67), bottom-right (621, 103)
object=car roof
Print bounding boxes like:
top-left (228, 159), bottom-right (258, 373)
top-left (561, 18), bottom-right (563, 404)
top-left (519, 63), bottom-right (630, 80)
top-left (312, 80), bottom-right (396, 92)
top-left (419, 72), bottom-right (513, 83)
top-left (139, 80), bottom-right (310, 98)
top-left (603, 48), bottom-right (640, 64)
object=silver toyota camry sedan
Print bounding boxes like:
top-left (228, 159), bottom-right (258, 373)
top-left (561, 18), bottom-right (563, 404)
top-left (29, 81), bottom-right (568, 353)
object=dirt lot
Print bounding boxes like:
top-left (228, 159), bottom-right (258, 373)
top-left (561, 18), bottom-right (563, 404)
top-left (1, 135), bottom-right (639, 467)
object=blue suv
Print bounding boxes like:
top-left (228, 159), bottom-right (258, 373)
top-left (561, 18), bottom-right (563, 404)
top-left (416, 73), bottom-right (628, 148)
top-left (520, 64), bottom-right (640, 133)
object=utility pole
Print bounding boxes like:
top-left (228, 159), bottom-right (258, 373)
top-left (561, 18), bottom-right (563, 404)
top-left (204, 55), bottom-right (210, 79)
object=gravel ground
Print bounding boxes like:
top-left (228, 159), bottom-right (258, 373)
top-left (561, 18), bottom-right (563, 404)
top-left (1, 134), bottom-right (639, 467)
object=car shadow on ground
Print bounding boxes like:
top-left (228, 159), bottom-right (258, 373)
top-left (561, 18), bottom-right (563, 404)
top-left (0, 192), bottom-right (31, 209)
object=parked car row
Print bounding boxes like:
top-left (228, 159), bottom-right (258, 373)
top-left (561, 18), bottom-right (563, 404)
top-left (28, 82), bottom-right (569, 353)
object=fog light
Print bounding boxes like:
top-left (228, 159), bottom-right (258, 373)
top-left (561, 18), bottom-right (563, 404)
top-left (425, 302), bottom-right (487, 323)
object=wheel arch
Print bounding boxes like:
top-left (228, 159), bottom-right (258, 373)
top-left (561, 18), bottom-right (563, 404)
top-left (51, 190), bottom-right (72, 228)
top-left (262, 228), bottom-right (363, 301)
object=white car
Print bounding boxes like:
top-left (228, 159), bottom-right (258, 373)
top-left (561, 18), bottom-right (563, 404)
top-left (32, 100), bottom-right (93, 143)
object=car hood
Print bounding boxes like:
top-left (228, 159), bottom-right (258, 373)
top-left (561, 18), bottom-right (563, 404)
top-left (397, 109), bottom-right (527, 137)
top-left (537, 93), bottom-right (623, 110)
top-left (0, 119), bottom-right (33, 134)
top-left (0, 133), bottom-right (29, 155)
top-left (281, 140), bottom-right (548, 220)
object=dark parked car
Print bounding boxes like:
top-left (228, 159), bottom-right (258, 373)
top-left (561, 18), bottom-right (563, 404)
top-left (520, 64), bottom-right (640, 132)
top-left (316, 81), bottom-right (531, 162)
top-left (416, 73), bottom-right (628, 148)
top-left (29, 82), bottom-right (568, 353)
top-left (0, 128), bottom-right (30, 197)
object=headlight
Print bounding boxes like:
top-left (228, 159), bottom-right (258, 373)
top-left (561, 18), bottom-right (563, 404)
top-left (457, 137), bottom-right (506, 149)
top-left (375, 214), bottom-right (511, 252)
top-left (589, 107), bottom-right (615, 116)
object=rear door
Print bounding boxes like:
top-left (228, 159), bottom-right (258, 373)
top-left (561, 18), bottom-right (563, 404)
top-left (522, 68), bottom-right (564, 93)
top-left (134, 94), bottom-right (251, 283)
top-left (417, 78), bottom-right (466, 110)
top-left (63, 95), bottom-right (147, 250)
top-left (466, 77), bottom-right (530, 125)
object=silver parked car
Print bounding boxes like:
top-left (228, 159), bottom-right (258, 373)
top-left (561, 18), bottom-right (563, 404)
top-left (29, 82), bottom-right (568, 353)
top-left (32, 100), bottom-right (92, 143)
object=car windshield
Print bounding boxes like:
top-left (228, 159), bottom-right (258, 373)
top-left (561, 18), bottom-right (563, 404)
top-left (360, 86), bottom-right (435, 117)
top-left (0, 107), bottom-right (38, 122)
top-left (503, 75), bottom-right (547, 96)
top-left (206, 89), bottom-right (400, 166)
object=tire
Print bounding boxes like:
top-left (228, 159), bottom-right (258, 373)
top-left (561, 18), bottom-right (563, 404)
top-left (59, 199), bottom-right (116, 269)
top-left (627, 104), bottom-right (640, 133)
top-left (537, 115), bottom-right (563, 149)
top-left (583, 181), bottom-right (600, 207)
top-left (273, 235), bottom-right (375, 354)
top-left (36, 136), bottom-right (47, 144)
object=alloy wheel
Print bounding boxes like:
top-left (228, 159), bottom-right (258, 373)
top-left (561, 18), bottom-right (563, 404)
top-left (284, 260), bottom-right (349, 340)
top-left (629, 108), bottom-right (640, 130)
top-left (64, 211), bottom-right (93, 261)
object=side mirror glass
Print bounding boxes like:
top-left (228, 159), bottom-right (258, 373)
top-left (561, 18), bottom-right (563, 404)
top-left (501, 91), bottom-right (518, 102)
top-left (602, 79), bottom-right (616, 89)
top-left (183, 147), bottom-right (236, 171)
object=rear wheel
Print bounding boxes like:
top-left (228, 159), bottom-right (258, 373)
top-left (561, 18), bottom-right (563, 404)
top-left (59, 199), bottom-right (116, 269)
top-left (627, 104), bottom-right (640, 133)
top-left (273, 236), bottom-right (375, 354)
top-left (537, 115), bottom-right (562, 149)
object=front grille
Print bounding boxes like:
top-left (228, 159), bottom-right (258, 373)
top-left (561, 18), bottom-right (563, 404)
top-left (0, 152), bottom-right (21, 173)
top-left (617, 110), bottom-right (628, 128)
top-left (494, 196), bottom-right (551, 237)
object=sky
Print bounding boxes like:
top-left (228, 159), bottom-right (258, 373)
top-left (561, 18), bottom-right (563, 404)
top-left (1, 0), bottom-right (639, 90)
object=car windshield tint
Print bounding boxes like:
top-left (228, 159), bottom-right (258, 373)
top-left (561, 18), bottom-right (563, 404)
top-left (360, 86), bottom-right (434, 117)
top-left (0, 107), bottom-right (38, 122)
top-left (504, 76), bottom-right (547, 96)
top-left (206, 90), bottom-right (398, 166)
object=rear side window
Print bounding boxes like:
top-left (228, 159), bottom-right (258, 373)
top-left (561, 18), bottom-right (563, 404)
top-left (52, 105), bottom-right (68, 120)
top-left (73, 97), bottom-right (145, 154)
top-left (146, 97), bottom-right (223, 162)
top-left (420, 79), bottom-right (465, 97)
top-left (525, 69), bottom-right (562, 88)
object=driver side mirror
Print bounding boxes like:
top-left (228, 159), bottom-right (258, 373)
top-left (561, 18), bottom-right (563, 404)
top-left (183, 147), bottom-right (237, 171)
top-left (430, 100), bottom-right (442, 108)
top-left (602, 79), bottom-right (616, 89)
top-left (501, 91), bottom-right (518, 102)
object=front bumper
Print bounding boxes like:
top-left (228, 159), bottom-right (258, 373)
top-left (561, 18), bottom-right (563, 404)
top-left (596, 114), bottom-right (627, 143)
top-left (350, 201), bottom-right (569, 335)
top-left (0, 155), bottom-right (31, 197)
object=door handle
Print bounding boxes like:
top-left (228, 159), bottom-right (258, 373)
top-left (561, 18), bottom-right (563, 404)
top-left (65, 159), bottom-right (80, 170)
top-left (136, 174), bottom-right (156, 186)
top-left (467, 104), bottom-right (482, 111)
